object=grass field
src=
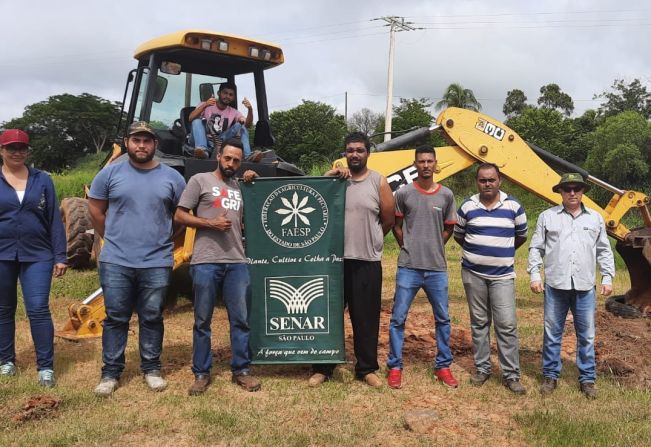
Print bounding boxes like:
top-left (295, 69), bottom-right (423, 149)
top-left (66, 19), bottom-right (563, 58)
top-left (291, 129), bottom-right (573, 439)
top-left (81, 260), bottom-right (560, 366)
top-left (1, 154), bottom-right (649, 446)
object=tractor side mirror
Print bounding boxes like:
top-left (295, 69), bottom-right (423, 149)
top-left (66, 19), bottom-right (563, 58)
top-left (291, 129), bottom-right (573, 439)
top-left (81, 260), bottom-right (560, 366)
top-left (152, 76), bottom-right (168, 103)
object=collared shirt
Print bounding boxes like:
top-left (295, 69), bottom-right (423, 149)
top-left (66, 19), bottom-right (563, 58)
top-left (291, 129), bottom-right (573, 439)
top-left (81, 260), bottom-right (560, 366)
top-left (455, 191), bottom-right (527, 279)
top-left (527, 204), bottom-right (615, 291)
top-left (0, 167), bottom-right (67, 264)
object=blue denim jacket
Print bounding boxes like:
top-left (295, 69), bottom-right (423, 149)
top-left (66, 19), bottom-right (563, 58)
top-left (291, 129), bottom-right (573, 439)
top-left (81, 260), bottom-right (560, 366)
top-left (0, 167), bottom-right (67, 264)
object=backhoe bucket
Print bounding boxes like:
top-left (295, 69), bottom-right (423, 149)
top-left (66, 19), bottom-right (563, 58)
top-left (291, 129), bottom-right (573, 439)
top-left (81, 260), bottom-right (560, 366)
top-left (616, 228), bottom-right (651, 315)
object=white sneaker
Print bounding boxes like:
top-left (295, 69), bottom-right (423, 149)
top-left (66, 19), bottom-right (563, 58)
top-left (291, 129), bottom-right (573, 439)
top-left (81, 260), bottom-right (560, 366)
top-left (0, 362), bottom-right (16, 376)
top-left (94, 377), bottom-right (119, 397)
top-left (144, 371), bottom-right (167, 391)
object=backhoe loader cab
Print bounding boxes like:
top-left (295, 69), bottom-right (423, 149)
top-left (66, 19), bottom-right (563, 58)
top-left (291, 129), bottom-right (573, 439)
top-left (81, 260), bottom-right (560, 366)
top-left (116, 30), bottom-right (283, 163)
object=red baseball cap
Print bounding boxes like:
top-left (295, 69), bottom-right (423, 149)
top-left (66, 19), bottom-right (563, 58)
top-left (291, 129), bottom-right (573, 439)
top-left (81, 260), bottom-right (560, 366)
top-left (0, 129), bottom-right (30, 146)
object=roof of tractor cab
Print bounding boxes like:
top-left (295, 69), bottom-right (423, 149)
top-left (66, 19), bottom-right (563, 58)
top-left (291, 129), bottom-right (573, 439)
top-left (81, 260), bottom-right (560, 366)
top-left (133, 29), bottom-right (284, 77)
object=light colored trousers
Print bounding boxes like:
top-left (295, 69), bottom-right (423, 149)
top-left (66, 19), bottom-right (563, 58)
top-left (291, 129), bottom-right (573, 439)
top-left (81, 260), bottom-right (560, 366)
top-left (461, 268), bottom-right (521, 380)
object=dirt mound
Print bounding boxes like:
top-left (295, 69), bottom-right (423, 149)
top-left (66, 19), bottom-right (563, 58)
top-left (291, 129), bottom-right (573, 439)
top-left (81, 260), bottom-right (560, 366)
top-left (11, 395), bottom-right (60, 423)
top-left (594, 311), bottom-right (651, 389)
top-left (342, 308), bottom-right (474, 365)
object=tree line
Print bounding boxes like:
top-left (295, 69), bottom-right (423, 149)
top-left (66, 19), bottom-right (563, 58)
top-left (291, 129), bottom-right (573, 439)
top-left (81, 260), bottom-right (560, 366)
top-left (2, 80), bottom-right (650, 197)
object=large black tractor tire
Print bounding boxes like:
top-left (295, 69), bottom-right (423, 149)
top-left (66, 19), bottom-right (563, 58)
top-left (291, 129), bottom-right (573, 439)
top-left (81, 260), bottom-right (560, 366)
top-left (605, 295), bottom-right (644, 319)
top-left (60, 197), bottom-right (94, 269)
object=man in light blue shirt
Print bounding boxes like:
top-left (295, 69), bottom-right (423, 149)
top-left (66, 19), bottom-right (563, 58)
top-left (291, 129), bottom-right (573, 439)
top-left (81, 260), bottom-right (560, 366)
top-left (528, 173), bottom-right (615, 399)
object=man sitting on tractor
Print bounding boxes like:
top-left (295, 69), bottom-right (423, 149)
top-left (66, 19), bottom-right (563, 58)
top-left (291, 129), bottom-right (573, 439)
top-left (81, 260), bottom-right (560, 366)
top-left (188, 82), bottom-right (253, 159)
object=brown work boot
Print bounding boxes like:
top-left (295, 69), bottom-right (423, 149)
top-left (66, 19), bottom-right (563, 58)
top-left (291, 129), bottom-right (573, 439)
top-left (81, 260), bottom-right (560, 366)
top-left (539, 377), bottom-right (558, 396)
top-left (188, 374), bottom-right (211, 396)
top-left (247, 150), bottom-right (264, 162)
top-left (308, 373), bottom-right (329, 387)
top-left (580, 382), bottom-right (597, 400)
top-left (363, 373), bottom-right (382, 388)
top-left (193, 148), bottom-right (208, 159)
top-left (232, 372), bottom-right (261, 392)
top-left (503, 378), bottom-right (527, 395)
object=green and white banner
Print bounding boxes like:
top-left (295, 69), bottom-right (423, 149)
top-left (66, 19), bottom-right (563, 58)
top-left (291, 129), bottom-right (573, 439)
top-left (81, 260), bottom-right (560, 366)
top-left (241, 177), bottom-right (346, 364)
top-left (241, 177), bottom-right (346, 363)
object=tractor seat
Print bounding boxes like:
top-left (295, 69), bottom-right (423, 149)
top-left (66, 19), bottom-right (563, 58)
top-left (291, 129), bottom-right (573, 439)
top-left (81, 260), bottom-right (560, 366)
top-left (180, 106), bottom-right (196, 134)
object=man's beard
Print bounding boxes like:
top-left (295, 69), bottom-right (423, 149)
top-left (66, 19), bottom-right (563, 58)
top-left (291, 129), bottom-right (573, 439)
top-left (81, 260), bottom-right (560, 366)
top-left (219, 163), bottom-right (235, 178)
top-left (128, 150), bottom-right (155, 164)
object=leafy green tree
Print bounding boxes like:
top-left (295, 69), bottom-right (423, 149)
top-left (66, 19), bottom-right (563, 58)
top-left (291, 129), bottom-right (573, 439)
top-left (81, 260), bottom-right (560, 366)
top-left (595, 79), bottom-right (651, 119)
top-left (392, 98), bottom-right (434, 132)
top-left (584, 111), bottom-right (651, 189)
top-left (503, 89), bottom-right (528, 118)
top-left (435, 83), bottom-right (482, 111)
top-left (269, 100), bottom-right (347, 170)
top-left (2, 93), bottom-right (121, 171)
top-left (538, 83), bottom-right (574, 116)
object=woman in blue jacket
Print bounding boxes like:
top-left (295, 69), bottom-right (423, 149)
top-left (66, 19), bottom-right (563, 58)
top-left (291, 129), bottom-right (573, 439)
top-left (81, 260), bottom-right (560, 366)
top-left (0, 129), bottom-right (67, 387)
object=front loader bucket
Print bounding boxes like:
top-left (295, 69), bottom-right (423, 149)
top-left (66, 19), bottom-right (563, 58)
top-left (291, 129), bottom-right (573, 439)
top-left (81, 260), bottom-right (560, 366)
top-left (615, 228), bottom-right (651, 315)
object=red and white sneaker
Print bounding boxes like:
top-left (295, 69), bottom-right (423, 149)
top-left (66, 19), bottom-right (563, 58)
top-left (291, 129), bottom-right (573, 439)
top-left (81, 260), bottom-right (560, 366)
top-left (387, 368), bottom-right (402, 389)
top-left (435, 367), bottom-right (458, 388)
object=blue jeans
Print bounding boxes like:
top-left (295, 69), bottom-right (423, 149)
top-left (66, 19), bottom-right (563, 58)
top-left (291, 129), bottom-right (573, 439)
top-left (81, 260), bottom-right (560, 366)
top-left (387, 267), bottom-right (452, 370)
top-left (0, 260), bottom-right (54, 370)
top-left (190, 119), bottom-right (251, 158)
top-left (98, 262), bottom-right (171, 379)
top-left (543, 285), bottom-right (596, 383)
top-left (191, 263), bottom-right (251, 376)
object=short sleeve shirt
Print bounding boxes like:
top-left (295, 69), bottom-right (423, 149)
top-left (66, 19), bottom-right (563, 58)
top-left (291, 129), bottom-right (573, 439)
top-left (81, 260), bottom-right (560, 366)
top-left (200, 104), bottom-right (243, 133)
top-left (177, 172), bottom-right (245, 264)
top-left (88, 161), bottom-right (186, 268)
top-left (396, 182), bottom-right (456, 271)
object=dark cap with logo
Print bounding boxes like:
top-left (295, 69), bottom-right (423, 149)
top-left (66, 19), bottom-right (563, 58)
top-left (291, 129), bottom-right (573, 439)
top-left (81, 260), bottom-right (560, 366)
top-left (127, 121), bottom-right (157, 139)
top-left (552, 172), bottom-right (591, 193)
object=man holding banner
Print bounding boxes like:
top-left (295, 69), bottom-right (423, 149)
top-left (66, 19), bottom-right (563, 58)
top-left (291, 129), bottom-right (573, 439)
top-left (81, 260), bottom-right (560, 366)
top-left (174, 139), bottom-right (261, 395)
top-left (309, 132), bottom-right (395, 388)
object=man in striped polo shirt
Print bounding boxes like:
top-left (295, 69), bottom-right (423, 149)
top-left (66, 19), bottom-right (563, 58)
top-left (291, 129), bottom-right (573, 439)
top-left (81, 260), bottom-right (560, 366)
top-left (454, 163), bottom-right (528, 394)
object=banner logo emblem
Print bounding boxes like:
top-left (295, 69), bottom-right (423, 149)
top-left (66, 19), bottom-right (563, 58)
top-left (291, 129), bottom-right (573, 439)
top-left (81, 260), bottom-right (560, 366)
top-left (261, 184), bottom-right (328, 249)
top-left (265, 275), bottom-right (329, 334)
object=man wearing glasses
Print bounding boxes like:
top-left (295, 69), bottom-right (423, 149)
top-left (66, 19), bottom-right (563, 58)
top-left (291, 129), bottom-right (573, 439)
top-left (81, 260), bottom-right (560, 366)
top-left (454, 163), bottom-right (528, 395)
top-left (528, 173), bottom-right (615, 399)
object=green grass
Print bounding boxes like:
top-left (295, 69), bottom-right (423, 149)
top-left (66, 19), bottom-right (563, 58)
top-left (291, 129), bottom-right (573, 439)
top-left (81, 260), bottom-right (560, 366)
top-left (51, 152), bottom-right (106, 199)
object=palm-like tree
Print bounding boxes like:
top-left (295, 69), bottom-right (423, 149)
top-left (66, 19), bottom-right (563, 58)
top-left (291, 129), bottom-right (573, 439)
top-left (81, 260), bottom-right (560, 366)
top-left (435, 83), bottom-right (482, 112)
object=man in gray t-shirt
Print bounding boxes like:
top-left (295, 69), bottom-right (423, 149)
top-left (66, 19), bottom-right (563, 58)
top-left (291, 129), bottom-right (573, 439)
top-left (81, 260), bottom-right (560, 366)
top-left (386, 145), bottom-right (458, 390)
top-left (88, 121), bottom-right (186, 397)
top-left (174, 139), bottom-right (260, 395)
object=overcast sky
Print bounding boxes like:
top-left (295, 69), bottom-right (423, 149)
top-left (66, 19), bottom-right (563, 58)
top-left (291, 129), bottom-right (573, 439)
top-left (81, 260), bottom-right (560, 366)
top-left (1, 0), bottom-right (650, 125)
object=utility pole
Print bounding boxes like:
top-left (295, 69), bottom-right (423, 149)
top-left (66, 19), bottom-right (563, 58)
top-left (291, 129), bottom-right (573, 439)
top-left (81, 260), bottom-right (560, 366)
top-left (372, 16), bottom-right (418, 142)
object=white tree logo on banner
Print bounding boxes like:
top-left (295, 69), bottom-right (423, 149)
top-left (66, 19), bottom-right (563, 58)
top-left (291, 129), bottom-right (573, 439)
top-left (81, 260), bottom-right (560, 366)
top-left (268, 277), bottom-right (324, 314)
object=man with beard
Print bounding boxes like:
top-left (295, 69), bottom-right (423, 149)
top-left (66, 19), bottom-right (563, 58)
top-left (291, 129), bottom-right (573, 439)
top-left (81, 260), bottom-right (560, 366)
top-left (454, 163), bottom-right (528, 394)
top-left (309, 132), bottom-right (395, 388)
top-left (174, 139), bottom-right (260, 394)
top-left (188, 82), bottom-right (254, 159)
top-left (386, 145), bottom-right (458, 390)
top-left (88, 122), bottom-right (186, 396)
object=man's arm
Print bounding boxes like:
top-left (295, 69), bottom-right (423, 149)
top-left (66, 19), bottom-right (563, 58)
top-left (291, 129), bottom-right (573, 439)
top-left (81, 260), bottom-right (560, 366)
top-left (515, 235), bottom-right (527, 249)
top-left (442, 223), bottom-right (455, 244)
top-left (527, 213), bottom-right (546, 293)
top-left (189, 97), bottom-right (216, 122)
top-left (88, 198), bottom-right (108, 239)
top-left (595, 215), bottom-right (615, 296)
top-left (242, 97), bottom-right (254, 127)
top-left (379, 176), bottom-right (395, 235)
top-left (174, 207), bottom-right (232, 232)
top-left (392, 216), bottom-right (404, 248)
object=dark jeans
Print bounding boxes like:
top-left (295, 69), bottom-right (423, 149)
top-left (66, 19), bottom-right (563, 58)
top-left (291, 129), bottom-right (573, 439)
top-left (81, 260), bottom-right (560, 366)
top-left (313, 259), bottom-right (381, 378)
top-left (99, 262), bottom-right (171, 379)
top-left (0, 260), bottom-right (54, 370)
top-left (190, 263), bottom-right (251, 376)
